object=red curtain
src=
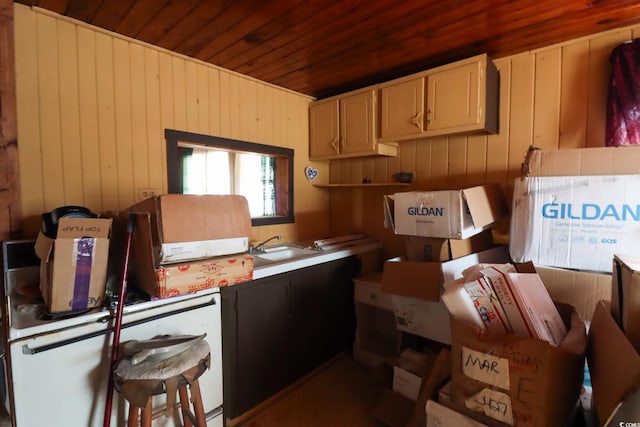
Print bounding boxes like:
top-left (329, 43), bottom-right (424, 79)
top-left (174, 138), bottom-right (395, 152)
top-left (606, 39), bottom-right (640, 146)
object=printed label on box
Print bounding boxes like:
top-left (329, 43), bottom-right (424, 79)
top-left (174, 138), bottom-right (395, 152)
top-left (462, 347), bottom-right (510, 390)
top-left (465, 388), bottom-right (514, 425)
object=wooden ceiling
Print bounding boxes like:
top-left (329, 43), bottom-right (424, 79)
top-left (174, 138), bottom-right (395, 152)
top-left (14, 0), bottom-right (640, 99)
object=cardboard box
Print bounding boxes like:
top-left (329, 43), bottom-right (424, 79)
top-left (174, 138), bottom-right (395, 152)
top-left (129, 212), bottom-right (253, 297)
top-left (587, 300), bottom-right (640, 426)
top-left (403, 228), bottom-right (494, 262)
top-left (510, 174), bottom-right (640, 272)
top-left (381, 245), bottom-right (510, 301)
top-left (611, 254), bottom-right (640, 353)
top-left (426, 399), bottom-right (488, 427)
top-left (392, 349), bottom-right (432, 401)
top-left (382, 245), bottom-right (510, 345)
top-left (523, 145), bottom-right (640, 177)
top-left (35, 217), bottom-right (112, 313)
top-left (128, 194), bottom-right (252, 264)
top-left (534, 265), bottom-right (611, 321)
top-left (449, 303), bottom-right (586, 427)
top-left (384, 184), bottom-right (508, 239)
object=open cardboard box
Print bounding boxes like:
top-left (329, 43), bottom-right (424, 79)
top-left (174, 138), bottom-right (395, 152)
top-left (449, 303), bottom-right (586, 427)
top-left (128, 194), bottom-right (252, 264)
top-left (384, 183), bottom-right (508, 239)
top-left (587, 300), bottom-right (640, 426)
top-left (403, 228), bottom-right (494, 262)
top-left (35, 217), bottom-right (112, 313)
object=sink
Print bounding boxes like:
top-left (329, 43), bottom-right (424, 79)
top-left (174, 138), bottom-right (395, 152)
top-left (252, 245), bottom-right (319, 266)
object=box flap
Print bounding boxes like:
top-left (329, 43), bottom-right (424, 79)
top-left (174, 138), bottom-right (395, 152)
top-left (383, 195), bottom-right (395, 230)
top-left (382, 258), bottom-right (442, 301)
top-left (34, 232), bottom-right (53, 260)
top-left (587, 300), bottom-right (640, 426)
top-left (461, 184), bottom-right (508, 229)
top-left (524, 145), bottom-right (640, 177)
top-left (56, 217), bottom-right (112, 238)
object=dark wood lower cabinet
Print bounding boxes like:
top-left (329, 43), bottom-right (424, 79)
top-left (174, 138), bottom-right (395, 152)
top-left (222, 256), bottom-right (361, 419)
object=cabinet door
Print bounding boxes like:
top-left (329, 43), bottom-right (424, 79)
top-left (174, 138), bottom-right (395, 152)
top-left (425, 59), bottom-right (481, 134)
top-left (339, 88), bottom-right (377, 156)
top-left (380, 77), bottom-right (425, 139)
top-left (309, 98), bottom-right (339, 159)
top-left (235, 276), bottom-right (291, 416)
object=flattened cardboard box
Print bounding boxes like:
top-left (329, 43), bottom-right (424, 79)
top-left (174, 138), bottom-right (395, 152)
top-left (129, 194), bottom-right (252, 264)
top-left (129, 212), bottom-right (253, 298)
top-left (449, 303), bottom-right (586, 427)
top-left (35, 217), bottom-right (112, 313)
top-left (611, 254), bottom-right (640, 353)
top-left (510, 174), bottom-right (640, 272)
top-left (384, 183), bottom-right (508, 239)
top-left (587, 300), bottom-right (640, 426)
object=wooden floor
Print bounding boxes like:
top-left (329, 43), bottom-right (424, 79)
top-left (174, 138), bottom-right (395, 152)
top-left (233, 354), bottom-right (389, 427)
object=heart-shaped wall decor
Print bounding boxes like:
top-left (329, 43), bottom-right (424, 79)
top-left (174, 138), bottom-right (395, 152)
top-left (304, 166), bottom-right (319, 181)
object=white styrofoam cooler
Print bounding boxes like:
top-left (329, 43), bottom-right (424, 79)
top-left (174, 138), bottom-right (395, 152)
top-left (510, 174), bottom-right (640, 272)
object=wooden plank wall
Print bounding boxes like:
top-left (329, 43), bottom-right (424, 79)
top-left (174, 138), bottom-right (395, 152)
top-left (13, 4), bottom-right (327, 243)
top-left (328, 24), bottom-right (640, 260)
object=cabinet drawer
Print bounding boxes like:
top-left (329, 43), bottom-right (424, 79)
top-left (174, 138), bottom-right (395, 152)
top-left (354, 283), bottom-right (393, 310)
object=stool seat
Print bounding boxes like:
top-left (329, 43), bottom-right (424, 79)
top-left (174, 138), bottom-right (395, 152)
top-left (114, 340), bottom-right (210, 427)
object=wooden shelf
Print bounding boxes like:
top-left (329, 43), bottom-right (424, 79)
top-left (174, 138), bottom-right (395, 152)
top-left (313, 182), bottom-right (410, 188)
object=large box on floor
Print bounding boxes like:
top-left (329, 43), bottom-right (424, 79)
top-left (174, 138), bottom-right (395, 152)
top-left (587, 300), bottom-right (640, 426)
top-left (129, 212), bottom-right (253, 297)
top-left (384, 184), bottom-right (508, 239)
top-left (510, 146), bottom-right (640, 273)
top-left (35, 217), bottom-right (112, 312)
top-left (449, 303), bottom-right (586, 427)
top-left (128, 194), bottom-right (252, 264)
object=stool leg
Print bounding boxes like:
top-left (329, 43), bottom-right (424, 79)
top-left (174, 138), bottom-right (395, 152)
top-left (178, 385), bottom-right (194, 427)
top-left (140, 397), bottom-right (152, 427)
top-left (127, 404), bottom-right (139, 427)
top-left (190, 379), bottom-right (207, 427)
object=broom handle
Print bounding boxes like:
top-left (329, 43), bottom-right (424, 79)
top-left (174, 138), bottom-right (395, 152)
top-left (103, 213), bottom-right (135, 427)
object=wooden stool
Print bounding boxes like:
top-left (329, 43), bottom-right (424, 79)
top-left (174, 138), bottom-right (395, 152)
top-left (114, 340), bottom-right (211, 427)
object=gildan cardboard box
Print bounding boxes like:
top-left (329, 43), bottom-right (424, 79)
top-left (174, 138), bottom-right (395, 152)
top-left (382, 245), bottom-right (510, 344)
top-left (510, 146), bottom-right (640, 273)
top-left (384, 183), bottom-right (508, 239)
top-left (128, 212), bottom-right (253, 298)
top-left (611, 254), bottom-right (640, 353)
top-left (403, 228), bottom-right (494, 262)
top-left (587, 300), bottom-right (640, 426)
top-left (129, 194), bottom-right (252, 264)
top-left (35, 217), bottom-right (112, 312)
top-left (449, 303), bottom-right (586, 427)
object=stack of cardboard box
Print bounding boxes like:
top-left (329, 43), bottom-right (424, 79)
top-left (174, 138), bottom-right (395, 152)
top-left (125, 194), bottom-right (254, 298)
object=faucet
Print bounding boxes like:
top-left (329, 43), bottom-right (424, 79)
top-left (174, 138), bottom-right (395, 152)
top-left (250, 235), bottom-right (281, 253)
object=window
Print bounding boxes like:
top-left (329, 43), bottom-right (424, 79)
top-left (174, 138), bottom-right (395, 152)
top-left (166, 129), bottom-right (294, 226)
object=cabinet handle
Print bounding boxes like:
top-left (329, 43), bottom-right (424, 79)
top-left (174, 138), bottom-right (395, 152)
top-left (426, 108), bottom-right (432, 125)
top-left (414, 112), bottom-right (422, 130)
top-left (330, 138), bottom-right (339, 153)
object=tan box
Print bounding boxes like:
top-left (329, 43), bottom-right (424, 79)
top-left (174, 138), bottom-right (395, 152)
top-left (35, 217), bottom-right (112, 313)
top-left (128, 194), bottom-right (252, 264)
top-left (381, 245), bottom-right (510, 301)
top-left (587, 300), bottom-right (640, 426)
top-left (403, 228), bottom-right (494, 262)
top-left (523, 145), bottom-right (640, 177)
top-left (392, 349), bottom-right (432, 401)
top-left (449, 303), bottom-right (586, 427)
top-left (384, 184), bottom-right (508, 239)
top-left (128, 212), bottom-right (253, 298)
